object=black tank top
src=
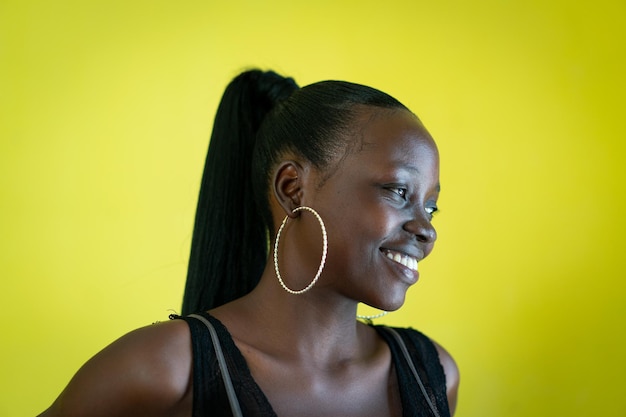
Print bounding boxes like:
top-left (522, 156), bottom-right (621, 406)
top-left (175, 312), bottom-right (450, 417)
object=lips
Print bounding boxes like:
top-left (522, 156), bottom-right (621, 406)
top-left (381, 249), bottom-right (419, 272)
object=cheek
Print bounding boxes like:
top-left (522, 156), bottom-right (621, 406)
top-left (326, 205), bottom-right (395, 260)
top-left (314, 186), bottom-right (398, 267)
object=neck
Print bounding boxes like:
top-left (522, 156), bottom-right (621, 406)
top-left (210, 268), bottom-right (372, 366)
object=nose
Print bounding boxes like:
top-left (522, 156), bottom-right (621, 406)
top-left (403, 215), bottom-right (437, 244)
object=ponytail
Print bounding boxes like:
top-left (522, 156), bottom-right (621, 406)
top-left (182, 70), bottom-right (299, 314)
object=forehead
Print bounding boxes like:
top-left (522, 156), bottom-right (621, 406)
top-left (347, 108), bottom-right (439, 172)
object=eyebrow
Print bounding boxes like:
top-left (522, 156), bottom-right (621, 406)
top-left (397, 164), bottom-right (440, 192)
top-left (399, 164), bottom-right (419, 174)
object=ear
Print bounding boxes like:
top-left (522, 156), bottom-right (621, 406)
top-left (272, 161), bottom-right (304, 218)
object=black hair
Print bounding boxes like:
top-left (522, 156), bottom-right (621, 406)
top-left (182, 69), bottom-right (408, 315)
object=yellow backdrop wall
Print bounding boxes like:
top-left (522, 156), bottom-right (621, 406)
top-left (1, 1), bottom-right (624, 415)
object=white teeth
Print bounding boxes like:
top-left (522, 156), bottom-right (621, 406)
top-left (384, 250), bottom-right (418, 272)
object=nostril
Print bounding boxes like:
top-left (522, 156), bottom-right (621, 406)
top-left (404, 217), bottom-right (437, 243)
top-left (417, 226), bottom-right (437, 243)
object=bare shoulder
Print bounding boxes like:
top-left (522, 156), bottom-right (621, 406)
top-left (431, 339), bottom-right (460, 416)
top-left (39, 319), bottom-right (193, 417)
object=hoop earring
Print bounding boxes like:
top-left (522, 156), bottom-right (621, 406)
top-left (274, 206), bottom-right (328, 295)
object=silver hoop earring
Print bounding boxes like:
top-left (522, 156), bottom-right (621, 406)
top-left (274, 206), bottom-right (328, 295)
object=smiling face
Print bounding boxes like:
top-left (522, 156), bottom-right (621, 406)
top-left (305, 107), bottom-right (440, 311)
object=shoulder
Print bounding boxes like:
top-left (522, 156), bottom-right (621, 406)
top-left (40, 319), bottom-right (193, 417)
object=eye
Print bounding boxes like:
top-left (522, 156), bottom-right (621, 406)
top-left (388, 187), bottom-right (407, 199)
top-left (394, 188), bottom-right (407, 198)
top-left (425, 205), bottom-right (439, 218)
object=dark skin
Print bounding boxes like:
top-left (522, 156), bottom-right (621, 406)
top-left (39, 107), bottom-right (459, 417)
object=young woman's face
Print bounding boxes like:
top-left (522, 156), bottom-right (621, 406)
top-left (308, 108), bottom-right (440, 311)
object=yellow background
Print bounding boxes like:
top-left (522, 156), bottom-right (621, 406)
top-left (1, 1), bottom-right (624, 415)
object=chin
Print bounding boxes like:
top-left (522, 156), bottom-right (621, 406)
top-left (367, 288), bottom-right (408, 312)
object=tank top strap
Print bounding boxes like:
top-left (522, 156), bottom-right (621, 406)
top-left (374, 325), bottom-right (451, 417)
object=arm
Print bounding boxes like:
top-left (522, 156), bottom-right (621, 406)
top-left (38, 320), bottom-right (193, 417)
top-left (433, 341), bottom-right (460, 416)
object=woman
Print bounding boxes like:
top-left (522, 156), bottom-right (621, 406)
top-left (39, 69), bottom-right (459, 416)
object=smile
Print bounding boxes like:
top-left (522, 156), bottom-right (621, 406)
top-left (381, 249), bottom-right (418, 272)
